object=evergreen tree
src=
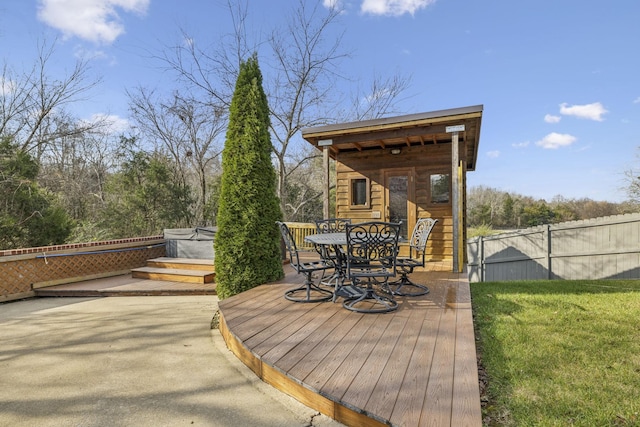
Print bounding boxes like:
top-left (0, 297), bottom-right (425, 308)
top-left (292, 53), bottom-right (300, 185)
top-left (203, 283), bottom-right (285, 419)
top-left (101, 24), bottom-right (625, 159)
top-left (0, 137), bottom-right (73, 249)
top-left (101, 145), bottom-right (194, 238)
top-left (214, 54), bottom-right (284, 299)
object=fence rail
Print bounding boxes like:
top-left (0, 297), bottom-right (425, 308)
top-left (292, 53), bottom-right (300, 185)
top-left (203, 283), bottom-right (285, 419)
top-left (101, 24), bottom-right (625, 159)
top-left (467, 212), bottom-right (640, 282)
top-left (0, 237), bottom-right (165, 302)
top-left (285, 222), bottom-right (317, 250)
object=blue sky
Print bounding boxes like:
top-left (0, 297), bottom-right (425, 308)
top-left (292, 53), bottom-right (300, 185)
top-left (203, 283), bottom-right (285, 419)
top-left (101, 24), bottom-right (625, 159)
top-left (1, 0), bottom-right (639, 202)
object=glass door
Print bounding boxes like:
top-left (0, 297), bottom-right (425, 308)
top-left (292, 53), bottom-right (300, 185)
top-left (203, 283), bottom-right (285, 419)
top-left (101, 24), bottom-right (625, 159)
top-left (385, 169), bottom-right (415, 239)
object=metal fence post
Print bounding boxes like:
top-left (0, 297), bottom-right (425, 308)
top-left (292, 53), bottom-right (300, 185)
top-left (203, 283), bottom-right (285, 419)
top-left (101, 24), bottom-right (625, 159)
top-left (546, 224), bottom-right (552, 280)
top-left (480, 235), bottom-right (485, 282)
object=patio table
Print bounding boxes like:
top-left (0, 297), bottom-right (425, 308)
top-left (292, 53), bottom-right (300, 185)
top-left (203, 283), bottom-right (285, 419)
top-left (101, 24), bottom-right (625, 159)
top-left (305, 232), bottom-right (401, 302)
top-left (305, 233), bottom-right (352, 300)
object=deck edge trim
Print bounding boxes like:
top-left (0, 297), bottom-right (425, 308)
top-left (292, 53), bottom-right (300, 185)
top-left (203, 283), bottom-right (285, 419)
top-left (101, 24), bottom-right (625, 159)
top-left (218, 308), bottom-right (388, 427)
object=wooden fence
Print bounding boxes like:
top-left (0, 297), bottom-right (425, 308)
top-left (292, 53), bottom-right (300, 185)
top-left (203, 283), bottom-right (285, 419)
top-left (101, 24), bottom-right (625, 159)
top-left (467, 212), bottom-right (640, 282)
top-left (0, 237), bottom-right (165, 302)
top-left (284, 222), bottom-right (317, 250)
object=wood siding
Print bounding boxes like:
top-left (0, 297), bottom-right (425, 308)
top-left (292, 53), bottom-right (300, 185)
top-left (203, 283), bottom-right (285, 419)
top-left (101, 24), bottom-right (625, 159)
top-left (335, 143), bottom-right (467, 262)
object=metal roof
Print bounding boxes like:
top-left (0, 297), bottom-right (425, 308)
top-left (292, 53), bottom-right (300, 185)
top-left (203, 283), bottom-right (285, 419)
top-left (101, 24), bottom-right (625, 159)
top-left (301, 104), bottom-right (484, 170)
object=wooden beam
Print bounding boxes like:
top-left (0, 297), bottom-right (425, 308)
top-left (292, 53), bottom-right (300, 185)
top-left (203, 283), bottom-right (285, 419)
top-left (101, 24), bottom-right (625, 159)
top-left (451, 131), bottom-right (460, 273)
top-left (329, 125), bottom-right (449, 145)
top-left (323, 146), bottom-right (330, 218)
top-left (301, 110), bottom-right (482, 140)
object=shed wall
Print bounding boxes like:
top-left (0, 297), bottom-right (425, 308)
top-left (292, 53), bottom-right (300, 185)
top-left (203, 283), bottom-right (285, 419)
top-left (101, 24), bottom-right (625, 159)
top-left (335, 143), bottom-right (464, 261)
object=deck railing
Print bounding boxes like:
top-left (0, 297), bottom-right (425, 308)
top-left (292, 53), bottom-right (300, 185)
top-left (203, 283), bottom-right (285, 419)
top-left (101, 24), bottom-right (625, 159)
top-left (284, 222), bottom-right (317, 251)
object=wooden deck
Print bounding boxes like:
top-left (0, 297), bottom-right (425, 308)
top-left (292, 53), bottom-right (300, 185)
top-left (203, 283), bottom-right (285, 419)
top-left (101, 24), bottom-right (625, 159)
top-left (33, 273), bottom-right (217, 297)
top-left (217, 261), bottom-right (481, 427)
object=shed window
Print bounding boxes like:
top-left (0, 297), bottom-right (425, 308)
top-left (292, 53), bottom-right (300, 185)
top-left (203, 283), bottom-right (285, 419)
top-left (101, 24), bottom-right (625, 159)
top-left (430, 174), bottom-right (450, 204)
top-left (350, 177), bottom-right (370, 208)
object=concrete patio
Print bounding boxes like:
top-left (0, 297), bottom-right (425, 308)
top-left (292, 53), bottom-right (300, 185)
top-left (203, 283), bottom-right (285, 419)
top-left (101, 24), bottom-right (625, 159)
top-left (0, 295), bottom-right (343, 426)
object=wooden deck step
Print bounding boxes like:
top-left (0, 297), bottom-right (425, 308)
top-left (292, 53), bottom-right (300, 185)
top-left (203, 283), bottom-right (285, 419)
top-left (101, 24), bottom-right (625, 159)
top-left (33, 274), bottom-right (217, 297)
top-left (131, 266), bottom-right (215, 284)
top-left (146, 257), bottom-right (215, 271)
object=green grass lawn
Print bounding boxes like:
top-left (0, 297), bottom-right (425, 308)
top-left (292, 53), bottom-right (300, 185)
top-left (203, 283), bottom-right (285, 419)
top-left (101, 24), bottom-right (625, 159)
top-left (470, 280), bottom-right (640, 426)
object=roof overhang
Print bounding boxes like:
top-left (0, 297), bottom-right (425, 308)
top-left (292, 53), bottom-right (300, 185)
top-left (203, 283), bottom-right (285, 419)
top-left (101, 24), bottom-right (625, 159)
top-left (301, 104), bottom-right (483, 171)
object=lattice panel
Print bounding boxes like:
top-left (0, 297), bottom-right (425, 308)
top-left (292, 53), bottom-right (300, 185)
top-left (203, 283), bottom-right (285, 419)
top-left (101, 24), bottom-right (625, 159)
top-left (1, 260), bottom-right (35, 296)
top-left (1, 246), bottom-right (165, 298)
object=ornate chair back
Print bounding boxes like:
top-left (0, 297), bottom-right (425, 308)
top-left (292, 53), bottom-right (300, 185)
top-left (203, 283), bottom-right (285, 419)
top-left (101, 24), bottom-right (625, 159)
top-left (408, 218), bottom-right (438, 266)
top-left (388, 218), bottom-right (438, 297)
top-left (277, 221), bottom-right (302, 272)
top-left (315, 218), bottom-right (352, 234)
top-left (345, 221), bottom-right (401, 281)
top-left (276, 221), bottom-right (333, 303)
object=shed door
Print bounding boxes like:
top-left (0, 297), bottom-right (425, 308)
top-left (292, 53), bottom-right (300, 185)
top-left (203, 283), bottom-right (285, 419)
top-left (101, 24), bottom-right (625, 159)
top-left (384, 169), bottom-right (415, 239)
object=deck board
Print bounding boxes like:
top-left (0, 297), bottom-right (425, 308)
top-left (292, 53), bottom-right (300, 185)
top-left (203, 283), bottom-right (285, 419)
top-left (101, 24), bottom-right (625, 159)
top-left (341, 314), bottom-right (406, 422)
top-left (321, 313), bottom-right (392, 404)
top-left (218, 264), bottom-right (482, 427)
top-left (422, 307), bottom-right (457, 426)
top-left (33, 273), bottom-right (217, 296)
top-left (275, 308), bottom-right (353, 374)
top-left (302, 314), bottom-right (373, 393)
top-left (365, 308), bottom-right (424, 422)
top-left (33, 257), bottom-right (480, 426)
top-left (390, 309), bottom-right (441, 426)
top-left (249, 303), bottom-right (323, 355)
top-left (261, 305), bottom-right (336, 366)
top-left (288, 309), bottom-right (363, 381)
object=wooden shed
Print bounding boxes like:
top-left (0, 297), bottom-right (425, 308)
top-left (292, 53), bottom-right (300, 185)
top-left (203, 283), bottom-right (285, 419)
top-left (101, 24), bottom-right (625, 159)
top-left (301, 105), bottom-right (483, 272)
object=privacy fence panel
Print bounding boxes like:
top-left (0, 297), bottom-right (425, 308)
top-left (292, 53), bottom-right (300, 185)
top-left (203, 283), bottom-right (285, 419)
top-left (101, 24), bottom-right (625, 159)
top-left (467, 213), bottom-right (640, 282)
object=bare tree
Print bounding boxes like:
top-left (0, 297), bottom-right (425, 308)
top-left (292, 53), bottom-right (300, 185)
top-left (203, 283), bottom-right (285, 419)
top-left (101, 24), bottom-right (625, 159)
top-left (154, 0), bottom-right (255, 110)
top-left (127, 87), bottom-right (225, 225)
top-left (266, 1), bottom-right (348, 217)
top-left (624, 148), bottom-right (640, 205)
top-left (347, 72), bottom-right (413, 121)
top-left (151, 0), bottom-right (413, 220)
top-left (283, 149), bottom-right (326, 221)
top-left (0, 39), bottom-right (103, 157)
top-left (38, 125), bottom-right (119, 221)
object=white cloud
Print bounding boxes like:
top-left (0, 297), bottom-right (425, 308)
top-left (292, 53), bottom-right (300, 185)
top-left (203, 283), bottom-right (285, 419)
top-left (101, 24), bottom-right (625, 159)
top-left (37, 0), bottom-right (150, 44)
top-left (559, 102), bottom-right (608, 121)
top-left (633, 97), bottom-right (640, 104)
top-left (544, 114), bottom-right (561, 123)
top-left (323, 0), bottom-right (342, 8)
top-left (85, 113), bottom-right (130, 132)
top-left (535, 132), bottom-right (577, 149)
top-left (486, 150), bottom-right (500, 158)
top-left (0, 77), bottom-right (16, 96)
top-left (360, 0), bottom-right (436, 16)
top-left (512, 141), bottom-right (530, 148)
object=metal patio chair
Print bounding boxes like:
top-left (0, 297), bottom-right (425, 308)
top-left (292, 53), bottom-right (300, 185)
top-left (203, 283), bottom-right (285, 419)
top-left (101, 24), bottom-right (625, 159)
top-left (343, 221), bottom-right (401, 313)
top-left (314, 218), bottom-right (352, 234)
top-left (314, 218), bottom-right (352, 291)
top-left (388, 218), bottom-right (438, 296)
top-left (276, 221), bottom-right (334, 303)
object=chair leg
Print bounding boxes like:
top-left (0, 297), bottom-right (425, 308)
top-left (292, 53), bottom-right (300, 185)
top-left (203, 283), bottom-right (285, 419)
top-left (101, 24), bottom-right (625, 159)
top-left (285, 272), bottom-right (333, 303)
top-left (387, 272), bottom-right (430, 297)
top-left (342, 279), bottom-right (398, 313)
top-left (319, 266), bottom-right (348, 303)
